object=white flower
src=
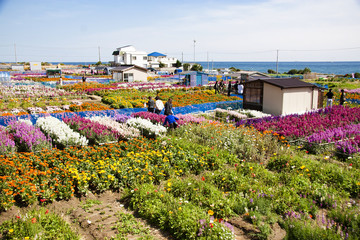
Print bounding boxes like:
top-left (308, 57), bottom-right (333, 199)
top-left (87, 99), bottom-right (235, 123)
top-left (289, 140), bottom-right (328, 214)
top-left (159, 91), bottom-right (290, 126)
top-left (126, 118), bottom-right (166, 137)
top-left (89, 116), bottom-right (140, 140)
top-left (36, 116), bottom-right (88, 147)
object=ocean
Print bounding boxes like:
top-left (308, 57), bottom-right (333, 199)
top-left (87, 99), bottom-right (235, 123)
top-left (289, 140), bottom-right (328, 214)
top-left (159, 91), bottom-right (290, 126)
top-left (53, 61), bottom-right (360, 75)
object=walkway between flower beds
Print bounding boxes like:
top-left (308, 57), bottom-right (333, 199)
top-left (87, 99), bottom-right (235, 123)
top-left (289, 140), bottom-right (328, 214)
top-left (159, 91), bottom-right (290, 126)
top-left (0, 99), bottom-right (243, 127)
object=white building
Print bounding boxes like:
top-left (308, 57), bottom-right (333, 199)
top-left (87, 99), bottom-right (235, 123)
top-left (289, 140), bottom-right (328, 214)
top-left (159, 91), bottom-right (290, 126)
top-left (112, 46), bottom-right (178, 69)
top-left (111, 65), bottom-right (148, 82)
top-left (112, 45), bottom-right (148, 68)
top-left (147, 52), bottom-right (177, 68)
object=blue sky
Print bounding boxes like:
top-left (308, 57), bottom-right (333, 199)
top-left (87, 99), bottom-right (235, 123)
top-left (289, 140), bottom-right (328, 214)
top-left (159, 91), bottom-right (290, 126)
top-left (0, 0), bottom-right (360, 62)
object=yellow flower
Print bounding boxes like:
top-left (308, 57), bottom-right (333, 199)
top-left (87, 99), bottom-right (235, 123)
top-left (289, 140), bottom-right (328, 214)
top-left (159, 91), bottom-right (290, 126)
top-left (178, 207), bottom-right (182, 211)
top-left (305, 169), bottom-right (309, 172)
top-left (169, 211), bottom-right (173, 214)
top-left (300, 165), bottom-right (305, 170)
top-left (208, 210), bottom-right (214, 215)
top-left (167, 182), bottom-right (171, 187)
top-left (25, 237), bottom-right (30, 240)
top-left (8, 229), bottom-right (13, 233)
top-left (357, 182), bottom-right (360, 186)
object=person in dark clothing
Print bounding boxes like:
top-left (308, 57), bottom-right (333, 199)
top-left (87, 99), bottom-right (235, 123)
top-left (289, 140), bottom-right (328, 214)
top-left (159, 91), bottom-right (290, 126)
top-left (234, 81), bottom-right (239, 94)
top-left (82, 74), bottom-right (86, 83)
top-left (326, 89), bottom-right (334, 107)
top-left (147, 96), bottom-right (155, 113)
top-left (227, 81), bottom-right (232, 96)
top-left (214, 81), bottom-right (219, 94)
top-left (219, 80), bottom-right (225, 93)
top-left (340, 89), bottom-right (346, 106)
top-left (164, 98), bottom-right (173, 116)
top-left (163, 114), bottom-right (179, 129)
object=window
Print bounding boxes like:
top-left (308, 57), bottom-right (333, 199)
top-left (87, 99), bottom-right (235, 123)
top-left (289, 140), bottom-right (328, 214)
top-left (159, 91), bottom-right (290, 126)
top-left (132, 56), bottom-right (137, 60)
top-left (124, 73), bottom-right (134, 82)
top-left (143, 56), bottom-right (147, 60)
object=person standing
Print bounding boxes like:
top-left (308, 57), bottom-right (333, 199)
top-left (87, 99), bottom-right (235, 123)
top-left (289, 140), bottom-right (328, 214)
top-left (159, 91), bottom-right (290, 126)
top-left (155, 96), bottom-right (164, 114)
top-left (234, 81), bottom-right (239, 94)
top-left (164, 98), bottom-right (173, 116)
top-left (82, 74), bottom-right (86, 83)
top-left (214, 80), bottom-right (219, 94)
top-left (147, 96), bottom-right (155, 113)
top-left (227, 81), bottom-right (232, 96)
top-left (339, 89), bottom-right (346, 106)
top-left (238, 81), bottom-right (244, 95)
top-left (326, 88), bottom-right (334, 107)
top-left (163, 114), bottom-right (179, 129)
top-left (219, 80), bottom-right (225, 93)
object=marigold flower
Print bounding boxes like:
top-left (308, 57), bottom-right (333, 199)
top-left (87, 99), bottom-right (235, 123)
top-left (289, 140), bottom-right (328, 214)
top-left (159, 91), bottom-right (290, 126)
top-left (208, 210), bottom-right (214, 215)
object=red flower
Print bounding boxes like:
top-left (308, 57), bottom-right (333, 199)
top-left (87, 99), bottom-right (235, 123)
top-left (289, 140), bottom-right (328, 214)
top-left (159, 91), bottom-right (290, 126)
top-left (154, 190), bottom-right (158, 192)
top-left (201, 176), bottom-right (205, 181)
top-left (219, 218), bottom-right (223, 223)
top-left (234, 164), bottom-right (238, 167)
top-left (31, 218), bottom-right (37, 223)
top-left (134, 188), bottom-right (138, 191)
top-left (40, 199), bottom-right (46, 202)
top-left (210, 223), bottom-right (214, 228)
top-left (45, 209), bottom-right (49, 214)
top-left (350, 163), bottom-right (353, 166)
top-left (16, 216), bottom-right (20, 219)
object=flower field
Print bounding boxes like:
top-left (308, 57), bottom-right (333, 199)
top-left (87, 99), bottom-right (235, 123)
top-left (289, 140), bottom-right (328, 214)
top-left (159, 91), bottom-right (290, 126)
top-left (0, 104), bottom-right (360, 239)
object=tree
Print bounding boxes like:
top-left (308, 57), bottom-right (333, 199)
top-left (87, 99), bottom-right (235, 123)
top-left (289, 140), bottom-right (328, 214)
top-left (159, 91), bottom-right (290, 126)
top-left (287, 69), bottom-right (299, 75)
top-left (95, 61), bottom-right (102, 66)
top-left (183, 63), bottom-right (190, 71)
top-left (159, 62), bottom-right (165, 68)
top-left (174, 60), bottom-right (182, 68)
top-left (190, 64), bottom-right (203, 71)
top-left (268, 69), bottom-right (276, 74)
top-left (303, 67), bottom-right (311, 74)
top-left (229, 67), bottom-right (240, 72)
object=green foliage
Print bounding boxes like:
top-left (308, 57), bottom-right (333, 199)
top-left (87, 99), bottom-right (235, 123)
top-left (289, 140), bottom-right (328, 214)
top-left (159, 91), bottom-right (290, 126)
top-left (113, 212), bottom-right (152, 239)
top-left (190, 64), bottom-right (203, 71)
top-left (183, 63), bottom-right (190, 71)
top-left (174, 60), bottom-right (182, 68)
top-left (268, 69), bottom-right (276, 74)
top-left (159, 62), bottom-right (165, 68)
top-left (0, 208), bottom-right (80, 240)
top-left (229, 67), bottom-right (241, 72)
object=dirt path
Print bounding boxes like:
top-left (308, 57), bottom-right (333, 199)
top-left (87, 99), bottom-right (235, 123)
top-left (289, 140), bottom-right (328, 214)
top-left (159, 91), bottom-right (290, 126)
top-left (0, 191), bottom-right (286, 239)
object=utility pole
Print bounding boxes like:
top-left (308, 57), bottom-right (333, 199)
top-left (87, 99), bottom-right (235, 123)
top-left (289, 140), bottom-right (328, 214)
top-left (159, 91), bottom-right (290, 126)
top-left (98, 46), bottom-right (101, 62)
top-left (14, 43), bottom-right (17, 63)
top-left (181, 52), bottom-right (183, 63)
top-left (193, 40), bottom-right (196, 63)
top-left (207, 52), bottom-right (209, 73)
top-left (276, 49), bottom-right (279, 75)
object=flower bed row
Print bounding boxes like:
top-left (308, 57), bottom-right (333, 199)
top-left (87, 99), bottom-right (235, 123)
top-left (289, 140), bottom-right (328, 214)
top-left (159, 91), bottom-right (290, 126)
top-left (236, 106), bottom-right (360, 140)
top-left (1, 119), bottom-right (360, 239)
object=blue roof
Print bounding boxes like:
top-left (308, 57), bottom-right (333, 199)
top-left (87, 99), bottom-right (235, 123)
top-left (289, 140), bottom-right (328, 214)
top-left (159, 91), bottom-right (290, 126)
top-left (148, 52), bottom-right (166, 57)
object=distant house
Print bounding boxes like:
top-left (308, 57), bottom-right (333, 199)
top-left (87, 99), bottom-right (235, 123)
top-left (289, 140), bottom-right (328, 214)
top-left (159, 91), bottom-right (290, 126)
top-left (111, 65), bottom-right (148, 82)
top-left (30, 62), bottom-right (41, 71)
top-left (112, 45), bottom-right (148, 68)
top-left (243, 78), bottom-right (319, 116)
top-left (11, 64), bottom-right (24, 71)
top-left (147, 52), bottom-right (177, 68)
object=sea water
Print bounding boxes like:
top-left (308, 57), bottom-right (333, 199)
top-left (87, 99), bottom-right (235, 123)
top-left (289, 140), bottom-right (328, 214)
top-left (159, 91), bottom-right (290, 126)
top-left (53, 61), bottom-right (360, 75)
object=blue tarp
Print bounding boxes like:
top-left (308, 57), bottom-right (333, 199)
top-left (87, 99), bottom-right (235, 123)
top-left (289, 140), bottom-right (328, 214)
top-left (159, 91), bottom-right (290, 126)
top-left (0, 99), bottom-right (243, 127)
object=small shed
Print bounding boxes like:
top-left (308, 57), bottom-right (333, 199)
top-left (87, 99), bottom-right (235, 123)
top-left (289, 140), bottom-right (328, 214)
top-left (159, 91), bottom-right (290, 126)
top-left (111, 65), bottom-right (148, 82)
top-left (30, 62), bottom-right (42, 71)
top-left (178, 71), bottom-right (208, 86)
top-left (243, 78), bottom-right (319, 116)
top-left (11, 64), bottom-right (24, 71)
top-left (46, 68), bottom-right (61, 77)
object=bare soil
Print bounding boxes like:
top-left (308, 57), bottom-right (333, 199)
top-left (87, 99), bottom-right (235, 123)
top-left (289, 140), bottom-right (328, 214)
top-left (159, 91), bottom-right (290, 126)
top-left (0, 191), bottom-right (287, 239)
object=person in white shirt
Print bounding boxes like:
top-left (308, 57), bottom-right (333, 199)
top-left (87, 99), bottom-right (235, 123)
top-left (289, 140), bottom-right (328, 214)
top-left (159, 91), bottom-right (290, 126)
top-left (155, 96), bottom-right (164, 114)
top-left (238, 82), bottom-right (244, 95)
